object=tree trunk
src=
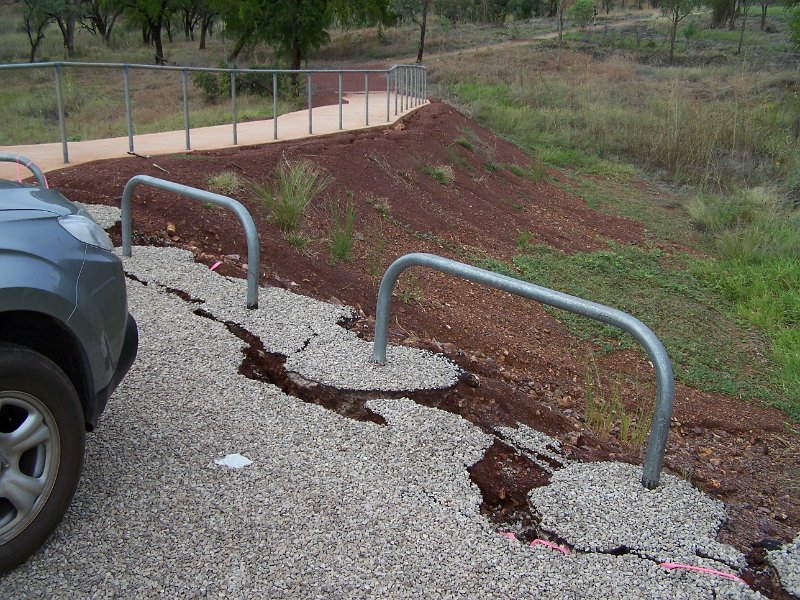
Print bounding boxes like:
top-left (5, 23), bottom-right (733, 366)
top-left (669, 10), bottom-right (679, 63)
top-left (737, 1), bottom-right (749, 53)
top-left (760, 0), bottom-right (767, 30)
top-left (416, 1), bottom-right (429, 63)
top-left (105, 12), bottom-right (120, 44)
top-left (55, 16), bottom-right (76, 57)
top-left (229, 35), bottom-right (247, 61)
top-left (153, 22), bottom-right (166, 64)
top-left (727, 0), bottom-right (739, 30)
top-left (199, 15), bottom-right (213, 50)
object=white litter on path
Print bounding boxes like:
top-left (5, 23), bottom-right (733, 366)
top-left (214, 453), bottom-right (254, 469)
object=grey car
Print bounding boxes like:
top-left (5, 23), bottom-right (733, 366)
top-left (0, 155), bottom-right (138, 572)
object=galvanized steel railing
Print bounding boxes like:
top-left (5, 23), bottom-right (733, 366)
top-left (0, 153), bottom-right (49, 188)
top-left (0, 61), bottom-right (427, 165)
top-left (372, 253), bottom-right (674, 489)
top-left (121, 175), bottom-right (260, 309)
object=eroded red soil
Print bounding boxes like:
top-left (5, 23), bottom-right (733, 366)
top-left (46, 101), bottom-right (799, 565)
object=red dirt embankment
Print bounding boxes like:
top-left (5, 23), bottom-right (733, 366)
top-left (47, 100), bottom-right (799, 559)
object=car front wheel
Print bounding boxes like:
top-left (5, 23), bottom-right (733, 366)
top-left (0, 343), bottom-right (85, 573)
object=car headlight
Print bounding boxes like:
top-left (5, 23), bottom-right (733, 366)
top-left (58, 214), bottom-right (114, 251)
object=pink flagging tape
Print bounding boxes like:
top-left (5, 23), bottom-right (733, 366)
top-left (659, 562), bottom-right (747, 585)
top-left (210, 261), bottom-right (223, 271)
top-left (530, 539), bottom-right (570, 555)
top-left (498, 532), bottom-right (517, 540)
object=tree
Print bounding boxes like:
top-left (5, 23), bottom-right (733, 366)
top-left (568, 0), bottom-right (595, 28)
top-left (81, 0), bottom-right (124, 44)
top-left (709, 0), bottom-right (734, 27)
top-left (759, 0), bottom-right (768, 30)
top-left (223, 0), bottom-right (331, 67)
top-left (790, 6), bottom-right (800, 48)
top-left (390, 0), bottom-right (431, 63)
top-left (221, 0), bottom-right (390, 66)
top-left (50, 0), bottom-right (85, 57)
top-left (113, 0), bottom-right (177, 63)
top-left (557, 0), bottom-right (574, 47)
top-left (18, 0), bottom-right (53, 62)
top-left (660, 0), bottom-right (696, 63)
top-left (736, 0), bottom-right (751, 53)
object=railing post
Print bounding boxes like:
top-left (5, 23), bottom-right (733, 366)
top-left (371, 253), bottom-right (674, 489)
top-left (181, 69), bottom-right (190, 150)
top-left (231, 71), bottom-right (238, 145)
top-left (365, 72), bottom-right (369, 126)
top-left (386, 71), bottom-right (390, 122)
top-left (307, 73), bottom-right (313, 135)
top-left (53, 64), bottom-right (68, 164)
top-left (394, 68), bottom-right (399, 116)
top-left (123, 65), bottom-right (134, 153)
top-left (121, 175), bottom-right (261, 309)
top-left (273, 72), bottom-right (278, 140)
top-left (338, 71), bottom-right (343, 130)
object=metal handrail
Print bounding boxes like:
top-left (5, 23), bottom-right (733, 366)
top-left (0, 153), bottom-right (49, 188)
top-left (372, 253), bottom-right (674, 489)
top-left (0, 61), bottom-right (427, 165)
top-left (120, 175), bottom-right (260, 309)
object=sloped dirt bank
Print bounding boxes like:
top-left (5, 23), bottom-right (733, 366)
top-left (47, 101), bottom-right (798, 575)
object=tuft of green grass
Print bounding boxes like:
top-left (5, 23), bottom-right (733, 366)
top-left (328, 199), bottom-right (357, 264)
top-left (454, 135), bottom-right (475, 152)
top-left (206, 171), bottom-right (243, 196)
top-left (283, 230), bottom-right (312, 253)
top-left (248, 159), bottom-right (331, 232)
top-left (366, 194), bottom-right (391, 217)
top-left (398, 275), bottom-right (423, 304)
top-left (423, 164), bottom-right (455, 186)
top-left (366, 238), bottom-right (387, 278)
top-left (515, 231), bottom-right (534, 249)
top-left (584, 360), bottom-right (653, 448)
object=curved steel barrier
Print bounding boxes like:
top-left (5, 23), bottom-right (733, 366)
top-left (0, 153), bottom-right (49, 188)
top-left (121, 175), bottom-right (260, 309)
top-left (372, 252), bottom-right (674, 489)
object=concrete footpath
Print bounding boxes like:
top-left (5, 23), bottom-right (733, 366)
top-left (0, 92), bottom-right (424, 178)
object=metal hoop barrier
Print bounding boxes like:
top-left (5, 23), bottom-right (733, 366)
top-left (121, 175), bottom-right (260, 309)
top-left (372, 252), bottom-right (674, 489)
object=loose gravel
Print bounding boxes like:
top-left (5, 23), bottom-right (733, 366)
top-left (122, 246), bottom-right (461, 391)
top-left (767, 533), bottom-right (800, 596)
top-left (528, 461), bottom-right (747, 570)
top-left (1, 221), bottom-right (779, 598)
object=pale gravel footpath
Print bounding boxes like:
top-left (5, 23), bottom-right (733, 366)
top-left (0, 268), bottom-right (760, 598)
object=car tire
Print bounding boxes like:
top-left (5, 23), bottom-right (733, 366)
top-left (0, 342), bottom-right (85, 573)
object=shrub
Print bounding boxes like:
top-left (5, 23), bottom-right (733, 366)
top-left (568, 0), bottom-right (597, 28)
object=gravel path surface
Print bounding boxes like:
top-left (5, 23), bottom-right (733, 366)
top-left (0, 236), bottom-right (771, 598)
top-left (768, 533), bottom-right (800, 596)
